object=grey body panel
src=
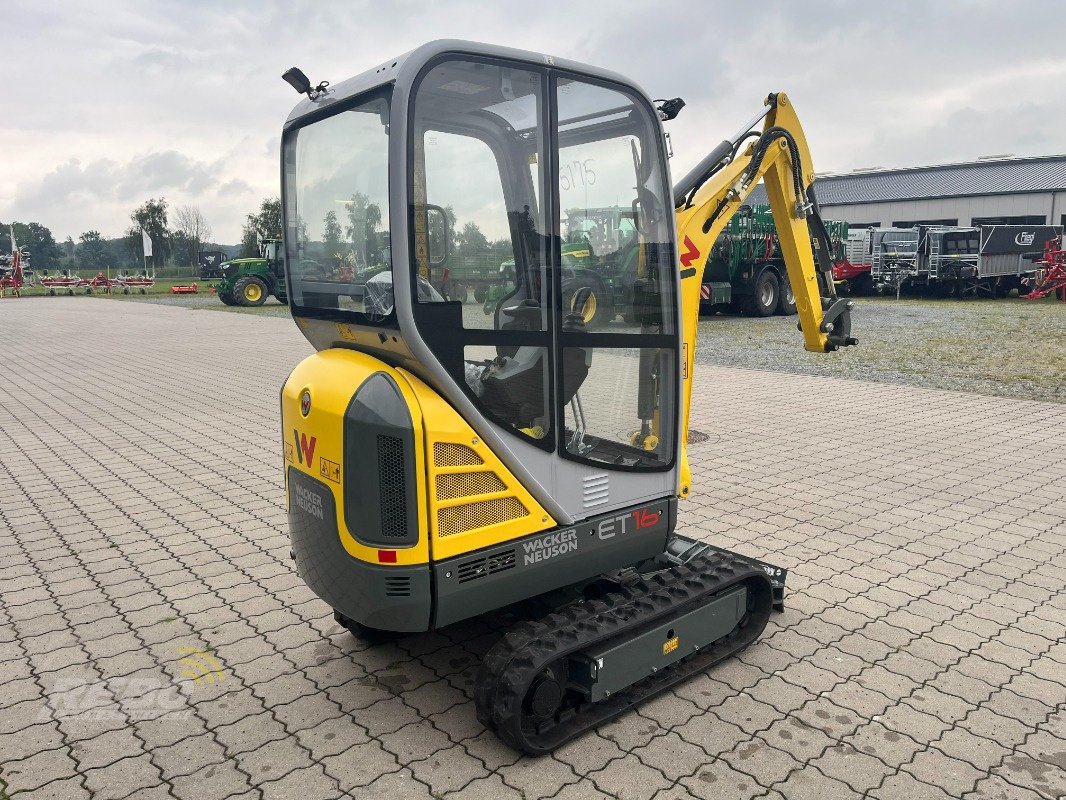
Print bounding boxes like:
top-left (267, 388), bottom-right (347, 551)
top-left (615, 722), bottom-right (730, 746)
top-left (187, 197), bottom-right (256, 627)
top-left (343, 373), bottom-right (418, 547)
top-left (572, 586), bottom-right (747, 702)
top-left (287, 467), bottom-right (430, 632)
top-left (289, 458), bottom-right (676, 632)
top-left (433, 498), bottom-right (676, 628)
top-left (282, 40), bottom-right (683, 527)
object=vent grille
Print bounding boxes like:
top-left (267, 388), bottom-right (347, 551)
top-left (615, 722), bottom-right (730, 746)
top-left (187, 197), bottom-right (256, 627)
top-left (456, 548), bottom-right (517, 583)
top-left (377, 435), bottom-right (408, 538)
top-left (582, 473), bottom-right (610, 509)
top-left (436, 471), bottom-right (506, 501)
top-left (433, 442), bottom-right (484, 467)
top-left (384, 576), bottom-right (411, 597)
top-left (438, 497), bottom-right (528, 537)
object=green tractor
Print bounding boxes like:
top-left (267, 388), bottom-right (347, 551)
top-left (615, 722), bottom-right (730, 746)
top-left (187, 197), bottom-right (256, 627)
top-left (217, 239), bottom-right (287, 306)
top-left (481, 207), bottom-right (643, 327)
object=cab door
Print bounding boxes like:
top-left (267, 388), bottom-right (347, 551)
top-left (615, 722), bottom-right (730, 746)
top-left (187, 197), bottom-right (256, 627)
top-left (409, 57), bottom-right (679, 523)
top-left (549, 74), bottom-right (680, 500)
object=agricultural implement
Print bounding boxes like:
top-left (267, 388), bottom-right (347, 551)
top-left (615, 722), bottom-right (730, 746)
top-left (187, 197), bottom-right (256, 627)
top-left (1023, 238), bottom-right (1066, 301)
top-left (39, 272), bottom-right (85, 295)
top-left (115, 272), bottom-right (155, 294)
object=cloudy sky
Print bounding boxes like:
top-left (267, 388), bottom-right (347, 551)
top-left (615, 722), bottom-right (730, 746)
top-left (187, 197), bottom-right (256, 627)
top-left (3, 0), bottom-right (1064, 243)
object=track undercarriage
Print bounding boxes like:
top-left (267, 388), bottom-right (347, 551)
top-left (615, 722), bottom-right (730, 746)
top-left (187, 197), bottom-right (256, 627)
top-left (476, 543), bottom-right (781, 753)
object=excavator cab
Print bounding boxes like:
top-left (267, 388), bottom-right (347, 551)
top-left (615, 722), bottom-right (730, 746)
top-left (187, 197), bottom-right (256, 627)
top-left (283, 42), bottom-right (680, 545)
top-left (279, 41), bottom-right (840, 754)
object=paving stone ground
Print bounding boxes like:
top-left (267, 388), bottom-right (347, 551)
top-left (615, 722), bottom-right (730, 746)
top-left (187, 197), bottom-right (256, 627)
top-left (1, 298), bottom-right (1064, 800)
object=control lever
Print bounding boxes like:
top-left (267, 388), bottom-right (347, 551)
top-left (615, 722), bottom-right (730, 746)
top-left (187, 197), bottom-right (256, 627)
top-left (564, 287), bottom-right (592, 333)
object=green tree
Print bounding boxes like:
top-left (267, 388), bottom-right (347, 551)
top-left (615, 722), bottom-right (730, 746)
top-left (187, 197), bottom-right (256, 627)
top-left (322, 210), bottom-right (343, 261)
top-left (240, 197), bottom-right (282, 256)
top-left (123, 226), bottom-right (144, 267)
top-left (0, 220), bottom-right (63, 269)
top-left (172, 205), bottom-right (212, 267)
top-left (130, 198), bottom-right (170, 268)
top-left (342, 192), bottom-right (383, 268)
top-left (77, 230), bottom-right (109, 270)
top-left (456, 221), bottom-right (489, 257)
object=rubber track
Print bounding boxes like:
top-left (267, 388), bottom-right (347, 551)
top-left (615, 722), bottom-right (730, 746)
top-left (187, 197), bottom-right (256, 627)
top-left (475, 551), bottom-right (773, 754)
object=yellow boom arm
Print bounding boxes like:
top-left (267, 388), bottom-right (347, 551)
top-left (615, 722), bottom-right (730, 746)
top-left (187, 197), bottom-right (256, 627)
top-left (672, 92), bottom-right (855, 498)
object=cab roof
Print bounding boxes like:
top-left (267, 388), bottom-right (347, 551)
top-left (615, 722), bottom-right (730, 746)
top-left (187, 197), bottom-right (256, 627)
top-left (282, 39), bottom-right (654, 130)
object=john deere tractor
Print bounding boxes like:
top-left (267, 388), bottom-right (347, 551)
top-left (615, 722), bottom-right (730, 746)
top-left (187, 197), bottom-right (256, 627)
top-left (217, 239), bottom-right (288, 306)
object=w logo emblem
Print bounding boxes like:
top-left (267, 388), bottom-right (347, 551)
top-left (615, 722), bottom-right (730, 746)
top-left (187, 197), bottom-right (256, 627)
top-left (175, 647), bottom-right (226, 687)
top-left (293, 429), bottom-right (317, 466)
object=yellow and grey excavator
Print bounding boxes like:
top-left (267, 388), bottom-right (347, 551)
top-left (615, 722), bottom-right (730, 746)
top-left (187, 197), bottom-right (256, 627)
top-left (278, 41), bottom-right (855, 754)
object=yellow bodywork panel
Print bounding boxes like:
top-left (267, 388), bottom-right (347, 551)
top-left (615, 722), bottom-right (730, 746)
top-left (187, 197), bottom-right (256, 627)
top-left (397, 369), bottom-right (555, 561)
top-left (674, 93), bottom-right (831, 500)
top-left (282, 348), bottom-right (553, 566)
top-left (282, 349), bottom-right (430, 566)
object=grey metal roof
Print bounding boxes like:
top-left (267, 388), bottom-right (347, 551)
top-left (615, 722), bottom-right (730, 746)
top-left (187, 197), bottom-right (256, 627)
top-left (745, 155), bottom-right (1066, 206)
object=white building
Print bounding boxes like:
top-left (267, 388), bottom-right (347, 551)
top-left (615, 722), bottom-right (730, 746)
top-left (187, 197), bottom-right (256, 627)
top-left (751, 154), bottom-right (1066, 229)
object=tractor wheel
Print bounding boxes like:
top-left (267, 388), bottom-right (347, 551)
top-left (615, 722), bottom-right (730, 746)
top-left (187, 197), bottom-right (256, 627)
top-left (564, 274), bottom-right (607, 327)
top-left (473, 284), bottom-right (488, 303)
top-left (333, 610), bottom-right (398, 644)
top-left (850, 274), bottom-right (873, 296)
top-left (218, 289), bottom-right (236, 306)
top-left (776, 273), bottom-right (797, 315)
top-left (746, 269), bottom-right (779, 317)
top-left (276, 293), bottom-right (289, 306)
top-left (234, 276), bottom-right (268, 307)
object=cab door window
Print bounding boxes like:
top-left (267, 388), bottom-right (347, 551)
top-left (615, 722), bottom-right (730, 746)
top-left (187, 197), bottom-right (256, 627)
top-left (411, 59), bottom-right (553, 447)
top-left (554, 77), bottom-right (678, 470)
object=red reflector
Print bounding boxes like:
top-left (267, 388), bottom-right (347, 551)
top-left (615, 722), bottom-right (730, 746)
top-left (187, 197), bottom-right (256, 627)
top-left (377, 550), bottom-right (397, 563)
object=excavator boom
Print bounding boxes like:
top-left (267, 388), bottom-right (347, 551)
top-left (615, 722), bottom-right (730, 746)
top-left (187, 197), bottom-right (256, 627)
top-left (671, 93), bottom-right (856, 497)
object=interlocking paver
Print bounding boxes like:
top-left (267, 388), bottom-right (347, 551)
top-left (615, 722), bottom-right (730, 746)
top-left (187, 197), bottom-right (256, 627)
top-left (10, 776), bottom-right (93, 800)
top-left (169, 759), bottom-right (252, 800)
top-left (679, 758), bottom-right (773, 799)
top-left (82, 753), bottom-right (163, 800)
top-left (2, 301), bottom-right (1064, 800)
top-left (903, 748), bottom-right (987, 797)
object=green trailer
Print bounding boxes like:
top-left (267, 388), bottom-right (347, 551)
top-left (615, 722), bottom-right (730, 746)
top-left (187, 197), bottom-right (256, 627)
top-left (700, 204), bottom-right (848, 316)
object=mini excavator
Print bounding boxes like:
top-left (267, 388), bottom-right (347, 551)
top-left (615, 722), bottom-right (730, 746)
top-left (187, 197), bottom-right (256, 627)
top-left (278, 41), bottom-right (855, 754)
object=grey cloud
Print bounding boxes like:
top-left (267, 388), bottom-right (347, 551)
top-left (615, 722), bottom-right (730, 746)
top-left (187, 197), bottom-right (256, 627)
top-left (3, 0), bottom-right (1065, 242)
top-left (219, 178), bottom-right (255, 197)
top-left (10, 151), bottom-right (265, 240)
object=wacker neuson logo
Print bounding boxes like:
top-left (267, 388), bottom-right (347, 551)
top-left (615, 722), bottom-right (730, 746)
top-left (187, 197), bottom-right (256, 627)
top-left (523, 529), bottom-right (578, 565)
top-left (294, 481), bottom-right (324, 520)
top-left (521, 506), bottom-right (663, 566)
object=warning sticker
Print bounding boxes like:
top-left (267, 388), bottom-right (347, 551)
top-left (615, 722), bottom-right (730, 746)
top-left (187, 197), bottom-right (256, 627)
top-left (319, 457), bottom-right (341, 484)
top-left (663, 636), bottom-right (679, 656)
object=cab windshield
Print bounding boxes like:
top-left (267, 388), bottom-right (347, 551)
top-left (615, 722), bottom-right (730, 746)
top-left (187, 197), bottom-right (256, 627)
top-left (283, 91), bottom-right (393, 321)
